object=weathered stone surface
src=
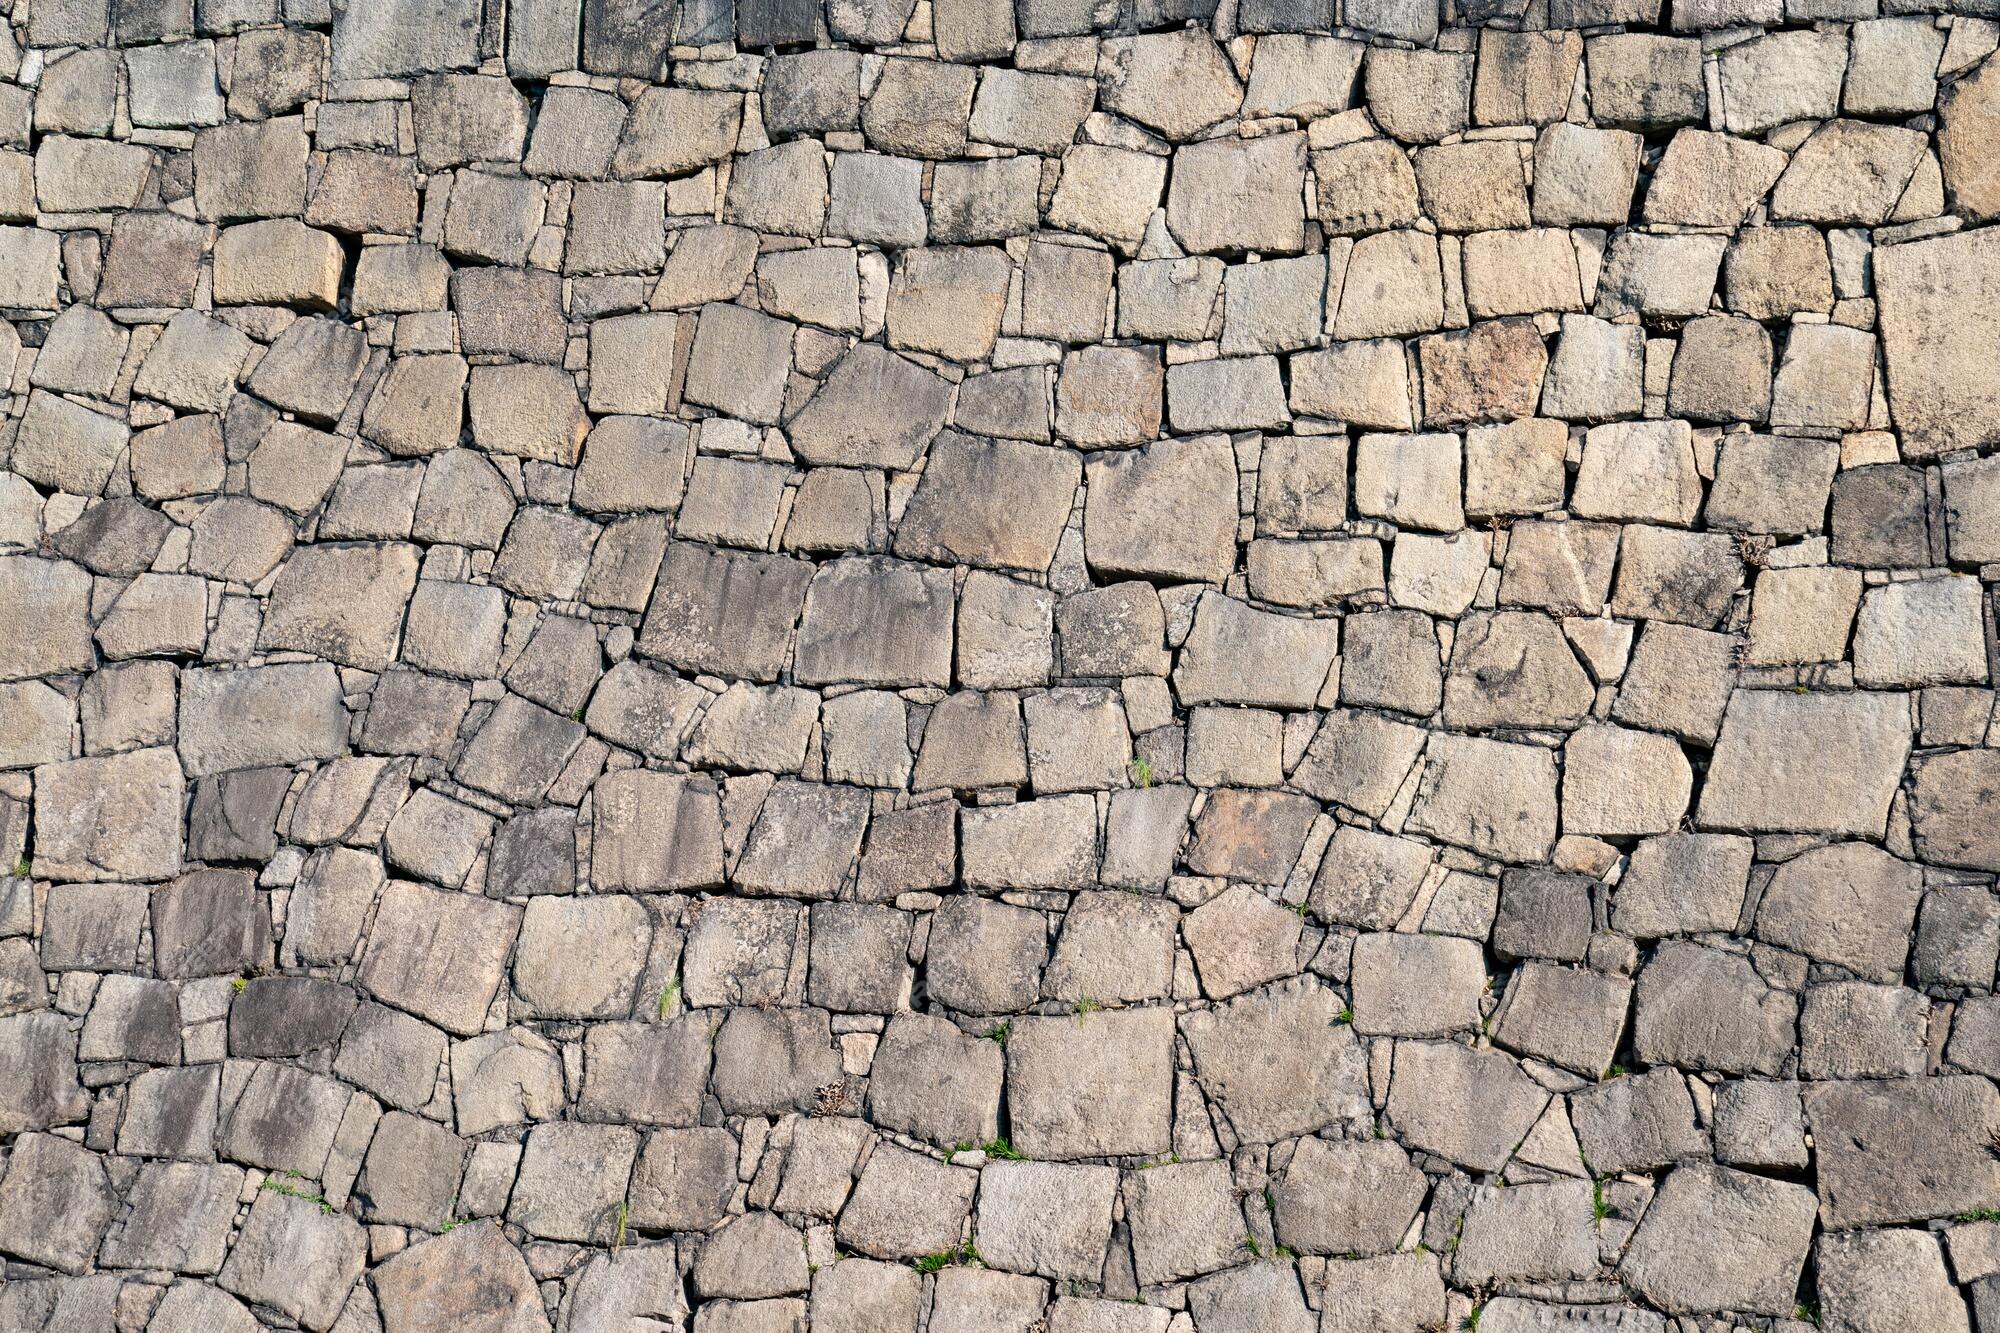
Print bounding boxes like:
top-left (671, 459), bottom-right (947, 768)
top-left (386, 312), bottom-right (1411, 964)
top-left (591, 771), bottom-right (726, 892)
top-left (1084, 437), bottom-right (1238, 585)
top-left (33, 748), bottom-right (185, 883)
top-left (1, 9), bottom-right (1988, 1322)
top-left (1878, 228), bottom-right (2000, 457)
top-left (1807, 1076), bottom-right (2000, 1228)
top-left (1620, 1165), bottom-right (1816, 1317)
top-left (1387, 1039), bottom-right (1549, 1172)
top-left (1183, 979), bottom-right (1369, 1144)
top-left (1007, 1008), bottom-right (1174, 1159)
top-left (1698, 689), bottom-right (1911, 837)
top-left (1633, 941), bottom-right (1797, 1077)
top-left (976, 1160), bottom-right (1117, 1281)
top-left (372, 1223), bottom-right (548, 1333)
top-left (1274, 1137), bottom-right (1426, 1256)
top-left (360, 883), bottom-right (521, 1037)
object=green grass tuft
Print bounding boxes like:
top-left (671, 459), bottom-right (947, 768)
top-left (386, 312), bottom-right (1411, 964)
top-left (913, 1243), bottom-right (981, 1273)
top-left (261, 1171), bottom-right (333, 1214)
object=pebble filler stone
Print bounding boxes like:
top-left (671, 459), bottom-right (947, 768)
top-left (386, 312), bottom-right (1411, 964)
top-left (0, 0), bottom-right (1996, 1328)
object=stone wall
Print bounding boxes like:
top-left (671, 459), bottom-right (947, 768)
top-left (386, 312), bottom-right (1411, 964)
top-left (1, 0), bottom-right (1999, 1328)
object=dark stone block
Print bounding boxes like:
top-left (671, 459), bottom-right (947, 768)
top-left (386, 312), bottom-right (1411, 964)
top-left (229, 977), bottom-right (360, 1057)
top-left (581, 0), bottom-right (675, 76)
top-left (152, 870), bottom-right (274, 980)
top-left (1493, 866), bottom-right (1595, 963)
top-left (488, 807), bottom-right (579, 898)
top-left (738, 0), bottom-right (818, 45)
top-left (187, 767), bottom-right (293, 865)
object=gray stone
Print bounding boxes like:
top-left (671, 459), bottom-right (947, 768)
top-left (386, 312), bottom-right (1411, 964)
top-left (868, 1011), bottom-right (1002, 1148)
top-left (360, 882), bottom-right (520, 1037)
top-left (1183, 979), bottom-right (1370, 1145)
top-left (217, 1190), bottom-right (367, 1329)
top-left (1386, 1039), bottom-right (1549, 1172)
top-left (1698, 689), bottom-right (1912, 838)
top-left (976, 1160), bottom-right (1117, 1281)
top-left (1619, 1165), bottom-right (1816, 1317)
top-left (1632, 942), bottom-right (1797, 1077)
top-left (1274, 1137), bottom-right (1426, 1256)
top-left (1808, 1076), bottom-right (2000, 1228)
top-left (372, 1222), bottom-right (548, 1333)
top-left (34, 748), bottom-right (186, 884)
top-left (1007, 1007), bottom-right (1174, 1159)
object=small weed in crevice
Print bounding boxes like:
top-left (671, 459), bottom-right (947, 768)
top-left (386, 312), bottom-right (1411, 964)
top-left (913, 1242), bottom-right (982, 1273)
top-left (261, 1170), bottom-right (333, 1215)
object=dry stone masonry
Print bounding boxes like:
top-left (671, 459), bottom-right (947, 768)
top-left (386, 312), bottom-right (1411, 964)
top-left (1, 0), bottom-right (1999, 1327)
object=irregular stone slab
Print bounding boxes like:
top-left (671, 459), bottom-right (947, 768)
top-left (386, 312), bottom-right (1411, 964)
top-left (1125, 1158), bottom-right (1247, 1286)
top-left (1312, 1254), bottom-right (1452, 1333)
top-left (1386, 1039), bottom-right (1548, 1173)
top-left (1610, 832), bottom-right (1752, 939)
top-left (1632, 941), bottom-right (1796, 1077)
top-left (0, 557), bottom-right (95, 682)
top-left (1619, 1165), bottom-right (1816, 1317)
top-left (1753, 842), bottom-right (1922, 983)
top-left (793, 557), bottom-right (955, 688)
top-left (1806, 1076), bottom-right (2000, 1228)
top-left (867, 1011), bottom-right (1003, 1149)
top-left (1493, 964), bottom-right (1631, 1079)
top-left (591, 771), bottom-right (726, 892)
top-left (1182, 978), bottom-right (1370, 1145)
top-left (788, 343), bottom-right (954, 470)
top-left (1696, 689), bottom-right (1911, 837)
top-left (1878, 226), bottom-right (2000, 457)
top-left (960, 795), bottom-right (1099, 891)
top-left (99, 1160), bottom-right (244, 1275)
top-left (1569, 1068), bottom-right (1704, 1174)
top-left (1817, 1228), bottom-right (1971, 1333)
top-left (563, 1244), bottom-right (684, 1333)
top-left (1273, 1138), bottom-right (1426, 1256)
top-left (359, 882), bottom-right (521, 1037)
top-left (216, 1190), bottom-right (367, 1331)
top-left (1911, 749), bottom-right (2000, 871)
top-left (975, 1160), bottom-right (1118, 1282)
top-left (509, 1122), bottom-right (638, 1244)
top-left (734, 780), bottom-right (871, 900)
top-left (1349, 933), bottom-right (1485, 1038)
top-left (894, 433), bottom-right (1080, 573)
top-left (0, 1134), bottom-right (115, 1275)
top-left (578, 1019), bottom-right (711, 1127)
top-left (0, 1011), bottom-right (90, 1134)
top-left (1453, 1178), bottom-right (1599, 1285)
top-left (330, 0), bottom-right (481, 80)
top-left (1404, 733), bottom-right (1559, 864)
top-left (1084, 436), bottom-right (1238, 585)
top-left (32, 747), bottom-right (185, 883)
top-left (712, 1007), bottom-right (843, 1117)
top-left (1007, 1007), bottom-right (1174, 1159)
top-left (1173, 592), bottom-right (1340, 709)
top-left (371, 1221), bottom-right (550, 1333)
top-left (259, 542), bottom-right (421, 670)
top-left (1475, 1299), bottom-right (1664, 1333)
top-left (179, 663), bottom-right (349, 777)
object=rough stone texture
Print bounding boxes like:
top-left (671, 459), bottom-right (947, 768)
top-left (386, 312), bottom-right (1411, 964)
top-left (0, 5), bottom-right (1984, 1326)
